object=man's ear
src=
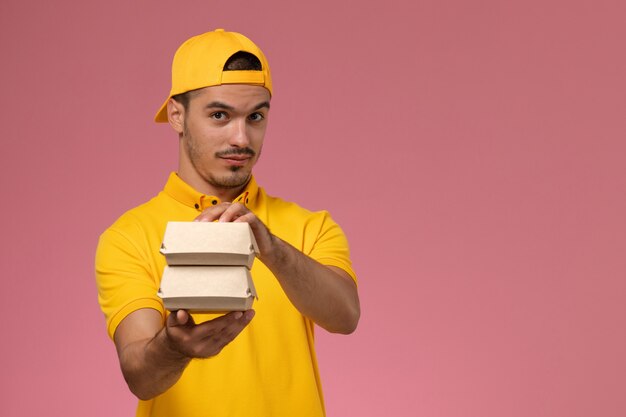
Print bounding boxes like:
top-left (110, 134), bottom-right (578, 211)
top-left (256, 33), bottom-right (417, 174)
top-left (167, 98), bottom-right (185, 134)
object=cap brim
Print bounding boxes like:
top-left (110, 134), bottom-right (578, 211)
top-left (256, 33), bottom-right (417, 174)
top-left (154, 97), bottom-right (169, 123)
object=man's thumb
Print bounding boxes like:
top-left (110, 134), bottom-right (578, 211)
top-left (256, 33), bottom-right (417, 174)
top-left (167, 310), bottom-right (191, 327)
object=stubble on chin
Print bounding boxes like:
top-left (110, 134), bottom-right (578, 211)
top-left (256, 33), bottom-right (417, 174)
top-left (207, 170), bottom-right (251, 189)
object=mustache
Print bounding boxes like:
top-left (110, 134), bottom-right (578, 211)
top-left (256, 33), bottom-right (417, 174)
top-left (215, 148), bottom-right (256, 158)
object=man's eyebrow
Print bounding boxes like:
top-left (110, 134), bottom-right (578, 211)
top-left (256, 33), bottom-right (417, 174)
top-left (204, 101), bottom-right (271, 111)
top-left (253, 101), bottom-right (271, 111)
top-left (204, 101), bottom-right (235, 111)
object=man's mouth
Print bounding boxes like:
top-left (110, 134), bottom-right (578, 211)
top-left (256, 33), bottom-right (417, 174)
top-left (216, 148), bottom-right (255, 166)
top-left (220, 155), bottom-right (250, 161)
top-left (216, 148), bottom-right (256, 158)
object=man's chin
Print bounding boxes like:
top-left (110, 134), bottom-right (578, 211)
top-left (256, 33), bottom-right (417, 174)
top-left (208, 172), bottom-right (251, 189)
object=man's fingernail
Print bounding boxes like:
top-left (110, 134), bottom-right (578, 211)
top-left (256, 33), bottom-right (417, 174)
top-left (233, 312), bottom-right (243, 320)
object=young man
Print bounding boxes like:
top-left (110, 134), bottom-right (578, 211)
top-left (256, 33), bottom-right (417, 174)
top-left (95, 29), bottom-right (360, 416)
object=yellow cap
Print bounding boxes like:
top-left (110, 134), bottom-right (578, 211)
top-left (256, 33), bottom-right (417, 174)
top-left (154, 29), bottom-right (272, 123)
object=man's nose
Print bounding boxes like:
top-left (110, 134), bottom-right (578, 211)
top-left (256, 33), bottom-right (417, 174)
top-left (229, 118), bottom-right (250, 147)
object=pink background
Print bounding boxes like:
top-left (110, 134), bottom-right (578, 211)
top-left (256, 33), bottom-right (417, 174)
top-left (1, 1), bottom-right (625, 416)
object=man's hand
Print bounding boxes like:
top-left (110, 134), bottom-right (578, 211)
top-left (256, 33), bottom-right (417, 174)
top-left (164, 309), bottom-right (255, 358)
top-left (194, 202), bottom-right (360, 334)
top-left (194, 202), bottom-right (276, 262)
top-left (114, 308), bottom-right (254, 400)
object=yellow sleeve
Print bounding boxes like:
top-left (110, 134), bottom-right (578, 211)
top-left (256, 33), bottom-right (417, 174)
top-left (95, 226), bottom-right (165, 340)
top-left (304, 211), bottom-right (357, 285)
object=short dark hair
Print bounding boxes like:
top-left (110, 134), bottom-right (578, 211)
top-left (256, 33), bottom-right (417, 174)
top-left (171, 51), bottom-right (262, 110)
top-left (223, 51), bottom-right (262, 71)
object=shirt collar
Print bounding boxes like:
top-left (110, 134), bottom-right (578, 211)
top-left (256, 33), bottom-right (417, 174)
top-left (163, 172), bottom-right (259, 212)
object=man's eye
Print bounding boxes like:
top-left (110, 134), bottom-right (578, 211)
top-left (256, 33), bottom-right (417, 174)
top-left (211, 112), bottom-right (227, 120)
top-left (249, 113), bottom-right (264, 121)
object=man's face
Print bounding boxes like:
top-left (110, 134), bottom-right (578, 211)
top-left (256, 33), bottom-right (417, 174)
top-left (175, 84), bottom-right (270, 191)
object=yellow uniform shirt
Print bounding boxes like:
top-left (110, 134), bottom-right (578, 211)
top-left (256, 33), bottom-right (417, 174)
top-left (95, 173), bottom-right (356, 417)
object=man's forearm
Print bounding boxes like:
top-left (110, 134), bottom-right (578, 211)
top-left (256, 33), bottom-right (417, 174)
top-left (114, 308), bottom-right (254, 400)
top-left (196, 202), bottom-right (360, 332)
top-left (261, 235), bottom-right (360, 334)
top-left (118, 327), bottom-right (191, 400)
